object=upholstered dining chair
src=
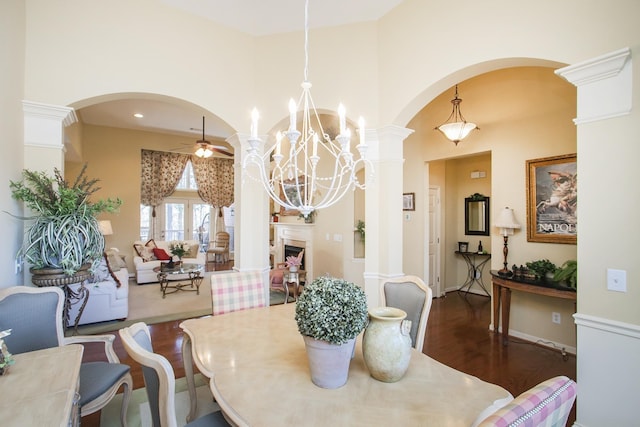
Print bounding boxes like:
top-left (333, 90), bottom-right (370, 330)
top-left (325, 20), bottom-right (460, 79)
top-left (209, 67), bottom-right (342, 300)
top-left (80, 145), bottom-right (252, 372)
top-left (119, 322), bottom-right (230, 427)
top-left (210, 270), bottom-right (266, 315)
top-left (206, 231), bottom-right (230, 263)
top-left (0, 286), bottom-right (132, 426)
top-left (475, 375), bottom-right (577, 427)
top-left (379, 275), bottom-right (433, 350)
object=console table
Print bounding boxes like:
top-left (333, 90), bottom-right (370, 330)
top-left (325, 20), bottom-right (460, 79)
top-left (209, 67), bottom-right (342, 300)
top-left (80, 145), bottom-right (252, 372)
top-left (491, 271), bottom-right (577, 345)
top-left (455, 251), bottom-right (491, 296)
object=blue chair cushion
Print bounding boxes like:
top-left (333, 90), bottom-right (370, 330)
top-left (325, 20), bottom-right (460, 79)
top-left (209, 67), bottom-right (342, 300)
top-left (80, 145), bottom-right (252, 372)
top-left (186, 410), bottom-right (231, 427)
top-left (78, 362), bottom-right (130, 405)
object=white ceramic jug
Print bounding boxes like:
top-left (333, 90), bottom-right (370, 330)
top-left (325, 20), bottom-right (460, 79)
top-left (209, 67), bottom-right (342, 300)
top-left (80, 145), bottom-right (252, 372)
top-left (362, 306), bottom-right (412, 382)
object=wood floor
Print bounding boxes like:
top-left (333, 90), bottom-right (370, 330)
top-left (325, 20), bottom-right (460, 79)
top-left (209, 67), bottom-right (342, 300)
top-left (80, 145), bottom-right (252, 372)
top-left (81, 289), bottom-right (576, 426)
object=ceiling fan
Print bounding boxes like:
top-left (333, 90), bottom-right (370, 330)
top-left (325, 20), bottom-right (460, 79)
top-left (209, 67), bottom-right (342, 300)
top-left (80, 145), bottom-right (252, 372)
top-left (171, 116), bottom-right (233, 157)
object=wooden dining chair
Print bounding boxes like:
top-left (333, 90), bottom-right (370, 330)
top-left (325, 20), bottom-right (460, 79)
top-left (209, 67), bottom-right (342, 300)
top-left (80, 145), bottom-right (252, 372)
top-left (206, 231), bottom-right (230, 263)
top-left (119, 322), bottom-right (230, 427)
top-left (210, 270), bottom-right (266, 315)
top-left (0, 286), bottom-right (132, 426)
top-left (380, 275), bottom-right (433, 350)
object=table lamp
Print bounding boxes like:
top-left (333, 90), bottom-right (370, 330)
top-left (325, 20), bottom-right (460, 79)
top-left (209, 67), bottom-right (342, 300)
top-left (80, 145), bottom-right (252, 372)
top-left (98, 220), bottom-right (113, 236)
top-left (494, 207), bottom-right (521, 277)
top-left (98, 220), bottom-right (113, 249)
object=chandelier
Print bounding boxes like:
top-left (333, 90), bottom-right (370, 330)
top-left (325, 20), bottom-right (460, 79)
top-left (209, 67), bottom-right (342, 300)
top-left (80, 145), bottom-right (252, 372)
top-left (435, 85), bottom-right (478, 145)
top-left (242, 0), bottom-right (373, 217)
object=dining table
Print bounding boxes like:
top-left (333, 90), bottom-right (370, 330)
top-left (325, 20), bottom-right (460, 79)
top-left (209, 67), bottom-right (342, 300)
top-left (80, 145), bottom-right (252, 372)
top-left (0, 344), bottom-right (83, 426)
top-left (180, 303), bottom-right (512, 426)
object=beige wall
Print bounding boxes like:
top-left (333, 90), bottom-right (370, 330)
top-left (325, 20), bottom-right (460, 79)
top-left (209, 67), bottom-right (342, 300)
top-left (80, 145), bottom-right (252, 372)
top-left (1, 0), bottom-right (26, 284)
top-left (64, 124), bottom-right (214, 270)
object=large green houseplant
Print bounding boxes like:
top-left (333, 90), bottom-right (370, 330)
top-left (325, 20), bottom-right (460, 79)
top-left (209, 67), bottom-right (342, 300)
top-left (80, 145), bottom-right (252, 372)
top-left (9, 165), bottom-right (121, 282)
top-left (295, 276), bottom-right (368, 388)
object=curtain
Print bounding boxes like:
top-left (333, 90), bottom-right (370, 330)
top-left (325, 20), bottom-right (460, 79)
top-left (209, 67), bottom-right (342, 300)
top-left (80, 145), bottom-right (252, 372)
top-left (192, 156), bottom-right (234, 232)
top-left (140, 149), bottom-right (190, 238)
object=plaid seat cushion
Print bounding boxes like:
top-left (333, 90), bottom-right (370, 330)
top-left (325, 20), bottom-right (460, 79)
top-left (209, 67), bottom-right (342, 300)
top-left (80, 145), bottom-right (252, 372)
top-left (211, 271), bottom-right (266, 315)
top-left (477, 376), bottom-right (577, 427)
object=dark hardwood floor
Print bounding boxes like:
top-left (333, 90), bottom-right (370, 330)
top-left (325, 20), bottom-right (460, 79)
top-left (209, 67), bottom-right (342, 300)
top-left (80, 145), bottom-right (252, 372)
top-left (81, 289), bottom-right (576, 426)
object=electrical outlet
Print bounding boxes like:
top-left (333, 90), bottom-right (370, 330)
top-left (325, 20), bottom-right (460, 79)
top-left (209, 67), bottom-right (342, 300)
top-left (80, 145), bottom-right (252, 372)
top-left (552, 312), bottom-right (561, 324)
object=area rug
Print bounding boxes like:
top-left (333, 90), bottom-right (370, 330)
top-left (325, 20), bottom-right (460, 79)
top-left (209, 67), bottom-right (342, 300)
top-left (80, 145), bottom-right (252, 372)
top-left (73, 272), bottom-right (291, 335)
top-left (100, 374), bottom-right (220, 427)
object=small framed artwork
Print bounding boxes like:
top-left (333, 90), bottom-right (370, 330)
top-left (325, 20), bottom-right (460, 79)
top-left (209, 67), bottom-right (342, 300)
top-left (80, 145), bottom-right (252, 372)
top-left (403, 193), bottom-right (415, 211)
top-left (526, 153), bottom-right (577, 244)
top-left (279, 176), bottom-right (306, 216)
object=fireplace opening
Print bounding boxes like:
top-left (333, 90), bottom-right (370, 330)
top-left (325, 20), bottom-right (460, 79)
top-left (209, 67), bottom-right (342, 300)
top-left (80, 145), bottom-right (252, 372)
top-left (284, 244), bottom-right (305, 270)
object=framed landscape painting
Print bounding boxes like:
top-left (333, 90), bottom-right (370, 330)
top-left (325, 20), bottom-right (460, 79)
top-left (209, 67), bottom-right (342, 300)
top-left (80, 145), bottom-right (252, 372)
top-left (526, 154), bottom-right (577, 244)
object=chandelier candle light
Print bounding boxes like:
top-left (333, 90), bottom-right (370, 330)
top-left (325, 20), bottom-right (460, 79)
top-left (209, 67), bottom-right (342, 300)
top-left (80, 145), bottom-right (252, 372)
top-left (243, 0), bottom-right (373, 218)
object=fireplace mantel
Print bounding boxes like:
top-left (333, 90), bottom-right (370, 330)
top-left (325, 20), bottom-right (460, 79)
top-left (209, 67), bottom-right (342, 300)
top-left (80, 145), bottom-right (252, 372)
top-left (272, 223), bottom-right (314, 281)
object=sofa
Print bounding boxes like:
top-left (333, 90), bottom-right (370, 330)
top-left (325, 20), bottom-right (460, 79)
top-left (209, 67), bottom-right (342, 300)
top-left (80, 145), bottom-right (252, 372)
top-left (68, 248), bottom-right (129, 326)
top-left (133, 239), bottom-right (206, 284)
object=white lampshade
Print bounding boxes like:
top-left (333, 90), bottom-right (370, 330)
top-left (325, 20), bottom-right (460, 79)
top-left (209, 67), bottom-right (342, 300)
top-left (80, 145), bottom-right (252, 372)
top-left (98, 220), bottom-right (113, 236)
top-left (494, 207), bottom-right (521, 235)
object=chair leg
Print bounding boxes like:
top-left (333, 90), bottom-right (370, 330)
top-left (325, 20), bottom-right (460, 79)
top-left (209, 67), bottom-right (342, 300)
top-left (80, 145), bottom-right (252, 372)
top-left (119, 374), bottom-right (133, 427)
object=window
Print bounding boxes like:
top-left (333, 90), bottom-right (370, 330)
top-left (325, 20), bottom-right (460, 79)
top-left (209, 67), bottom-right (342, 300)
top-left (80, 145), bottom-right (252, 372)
top-left (176, 161), bottom-right (197, 191)
top-left (140, 205), bottom-right (152, 241)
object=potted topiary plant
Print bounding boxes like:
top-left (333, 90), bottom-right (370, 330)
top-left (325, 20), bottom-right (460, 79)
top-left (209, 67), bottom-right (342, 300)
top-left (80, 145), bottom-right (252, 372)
top-left (294, 276), bottom-right (368, 389)
top-left (9, 165), bottom-right (121, 286)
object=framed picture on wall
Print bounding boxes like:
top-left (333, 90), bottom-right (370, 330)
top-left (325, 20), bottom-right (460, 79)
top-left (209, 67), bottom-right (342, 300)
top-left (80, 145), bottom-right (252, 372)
top-left (526, 154), bottom-right (577, 244)
top-left (279, 176), bottom-right (305, 216)
top-left (403, 193), bottom-right (415, 211)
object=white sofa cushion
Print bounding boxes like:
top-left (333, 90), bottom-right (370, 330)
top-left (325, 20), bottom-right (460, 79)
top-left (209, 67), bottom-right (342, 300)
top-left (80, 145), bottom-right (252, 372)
top-left (68, 248), bottom-right (130, 325)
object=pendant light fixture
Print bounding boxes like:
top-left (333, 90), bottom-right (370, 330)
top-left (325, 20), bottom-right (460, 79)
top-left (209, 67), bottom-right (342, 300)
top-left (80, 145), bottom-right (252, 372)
top-left (435, 85), bottom-right (478, 145)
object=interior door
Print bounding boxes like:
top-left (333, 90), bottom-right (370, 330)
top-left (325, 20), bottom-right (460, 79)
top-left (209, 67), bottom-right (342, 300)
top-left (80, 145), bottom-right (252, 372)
top-left (161, 198), bottom-right (211, 242)
top-left (428, 187), bottom-right (442, 297)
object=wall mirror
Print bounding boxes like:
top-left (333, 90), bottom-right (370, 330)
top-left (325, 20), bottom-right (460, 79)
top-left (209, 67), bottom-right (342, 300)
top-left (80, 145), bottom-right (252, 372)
top-left (465, 194), bottom-right (490, 236)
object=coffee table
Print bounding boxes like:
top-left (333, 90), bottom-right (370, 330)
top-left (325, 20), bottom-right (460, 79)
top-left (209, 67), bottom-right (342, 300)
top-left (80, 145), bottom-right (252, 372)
top-left (153, 263), bottom-right (204, 298)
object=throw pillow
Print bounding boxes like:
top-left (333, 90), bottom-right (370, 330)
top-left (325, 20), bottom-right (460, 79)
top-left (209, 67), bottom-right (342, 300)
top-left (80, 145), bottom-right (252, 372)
top-left (133, 239), bottom-right (158, 262)
top-left (187, 243), bottom-right (199, 258)
top-left (153, 247), bottom-right (172, 261)
top-left (104, 249), bottom-right (122, 272)
top-left (102, 251), bottom-right (122, 288)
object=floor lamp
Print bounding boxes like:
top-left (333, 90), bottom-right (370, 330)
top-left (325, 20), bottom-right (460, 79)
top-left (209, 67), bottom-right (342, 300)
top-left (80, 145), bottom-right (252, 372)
top-left (494, 207), bottom-right (521, 277)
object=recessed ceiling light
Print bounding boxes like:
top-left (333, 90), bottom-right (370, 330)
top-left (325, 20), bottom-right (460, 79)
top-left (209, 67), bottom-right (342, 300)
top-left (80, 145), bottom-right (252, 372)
top-left (133, 113), bottom-right (144, 118)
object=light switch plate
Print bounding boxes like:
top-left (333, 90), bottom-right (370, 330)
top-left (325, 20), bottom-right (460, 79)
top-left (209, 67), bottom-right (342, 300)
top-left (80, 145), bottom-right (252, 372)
top-left (607, 268), bottom-right (627, 292)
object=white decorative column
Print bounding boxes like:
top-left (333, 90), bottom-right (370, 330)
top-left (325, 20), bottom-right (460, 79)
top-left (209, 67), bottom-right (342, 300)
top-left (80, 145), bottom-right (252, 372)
top-left (363, 125), bottom-right (414, 307)
top-left (228, 133), bottom-right (271, 300)
top-left (23, 100), bottom-right (76, 174)
top-left (22, 101), bottom-right (77, 285)
top-left (556, 47), bottom-right (637, 426)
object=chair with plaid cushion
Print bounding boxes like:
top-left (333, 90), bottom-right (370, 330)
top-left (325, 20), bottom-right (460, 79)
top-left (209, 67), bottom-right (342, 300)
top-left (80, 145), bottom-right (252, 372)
top-left (475, 376), bottom-right (577, 427)
top-left (210, 270), bottom-right (267, 315)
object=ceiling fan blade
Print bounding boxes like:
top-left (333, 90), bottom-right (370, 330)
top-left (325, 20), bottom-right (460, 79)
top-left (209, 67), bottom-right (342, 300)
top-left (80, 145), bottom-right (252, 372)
top-left (211, 147), bottom-right (234, 157)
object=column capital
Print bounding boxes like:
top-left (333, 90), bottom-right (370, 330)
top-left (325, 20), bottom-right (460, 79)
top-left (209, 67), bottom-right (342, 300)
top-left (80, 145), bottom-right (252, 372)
top-left (556, 47), bottom-right (632, 124)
